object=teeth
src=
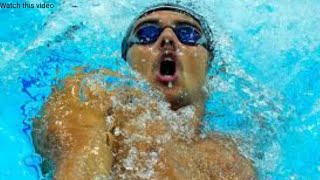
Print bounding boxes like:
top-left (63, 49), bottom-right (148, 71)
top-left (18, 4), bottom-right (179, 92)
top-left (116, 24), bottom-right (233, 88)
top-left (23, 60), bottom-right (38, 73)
top-left (164, 57), bottom-right (172, 61)
top-left (168, 81), bottom-right (173, 88)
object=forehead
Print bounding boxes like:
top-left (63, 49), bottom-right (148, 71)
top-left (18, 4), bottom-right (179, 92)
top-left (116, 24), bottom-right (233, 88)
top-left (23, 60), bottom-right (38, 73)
top-left (134, 10), bottom-right (201, 29)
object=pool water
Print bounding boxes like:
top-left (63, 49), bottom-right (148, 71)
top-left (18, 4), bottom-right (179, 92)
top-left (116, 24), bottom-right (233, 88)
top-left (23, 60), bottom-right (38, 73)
top-left (0, 0), bottom-right (319, 179)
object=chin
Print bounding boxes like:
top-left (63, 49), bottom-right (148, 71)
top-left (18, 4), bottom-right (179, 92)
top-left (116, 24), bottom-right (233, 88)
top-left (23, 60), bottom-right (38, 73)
top-left (164, 91), bottom-right (191, 110)
top-left (150, 81), bottom-right (189, 109)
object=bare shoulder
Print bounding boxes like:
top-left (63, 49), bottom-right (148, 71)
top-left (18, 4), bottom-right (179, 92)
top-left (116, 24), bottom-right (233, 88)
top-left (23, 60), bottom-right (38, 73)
top-left (34, 68), bottom-right (119, 128)
top-left (32, 67), bottom-right (144, 149)
top-left (193, 134), bottom-right (257, 179)
top-left (32, 68), bottom-right (122, 178)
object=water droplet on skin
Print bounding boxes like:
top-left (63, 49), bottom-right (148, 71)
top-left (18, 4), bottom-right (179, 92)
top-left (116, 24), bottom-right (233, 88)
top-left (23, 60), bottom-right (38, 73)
top-left (114, 127), bottom-right (121, 136)
top-left (71, 86), bottom-right (75, 96)
top-left (201, 85), bottom-right (208, 94)
top-left (105, 116), bottom-right (114, 130)
top-left (176, 48), bottom-right (183, 55)
top-left (91, 146), bottom-right (100, 155)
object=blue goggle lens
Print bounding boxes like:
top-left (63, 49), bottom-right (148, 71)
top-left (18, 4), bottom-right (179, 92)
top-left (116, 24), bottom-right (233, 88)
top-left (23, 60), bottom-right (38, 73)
top-left (175, 26), bottom-right (201, 45)
top-left (135, 24), bottom-right (202, 45)
top-left (136, 25), bottom-right (162, 44)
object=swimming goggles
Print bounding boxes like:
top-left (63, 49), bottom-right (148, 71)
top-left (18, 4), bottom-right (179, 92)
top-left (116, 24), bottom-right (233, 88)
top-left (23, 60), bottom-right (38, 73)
top-left (128, 22), bottom-right (208, 47)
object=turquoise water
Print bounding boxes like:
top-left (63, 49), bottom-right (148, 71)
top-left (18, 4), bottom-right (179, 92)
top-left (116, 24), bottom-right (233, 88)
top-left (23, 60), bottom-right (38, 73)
top-left (0, 0), bottom-right (319, 179)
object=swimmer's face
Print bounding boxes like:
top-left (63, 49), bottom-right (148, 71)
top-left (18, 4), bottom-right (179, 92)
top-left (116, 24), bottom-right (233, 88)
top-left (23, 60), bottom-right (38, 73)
top-left (126, 10), bottom-right (210, 109)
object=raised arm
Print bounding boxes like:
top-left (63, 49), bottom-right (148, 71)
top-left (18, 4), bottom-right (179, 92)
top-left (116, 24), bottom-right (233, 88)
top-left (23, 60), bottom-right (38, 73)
top-left (32, 70), bottom-right (117, 179)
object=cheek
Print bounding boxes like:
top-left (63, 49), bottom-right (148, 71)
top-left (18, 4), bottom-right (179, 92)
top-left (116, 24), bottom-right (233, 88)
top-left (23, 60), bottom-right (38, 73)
top-left (182, 48), bottom-right (209, 85)
top-left (127, 46), bottom-right (154, 76)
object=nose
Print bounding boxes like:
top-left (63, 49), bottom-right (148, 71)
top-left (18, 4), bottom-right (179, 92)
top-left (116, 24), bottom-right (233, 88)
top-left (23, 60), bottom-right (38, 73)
top-left (157, 28), bottom-right (179, 51)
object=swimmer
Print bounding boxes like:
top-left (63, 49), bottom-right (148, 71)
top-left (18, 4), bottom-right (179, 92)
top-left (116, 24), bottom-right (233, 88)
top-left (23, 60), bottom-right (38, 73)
top-left (32, 3), bottom-right (256, 179)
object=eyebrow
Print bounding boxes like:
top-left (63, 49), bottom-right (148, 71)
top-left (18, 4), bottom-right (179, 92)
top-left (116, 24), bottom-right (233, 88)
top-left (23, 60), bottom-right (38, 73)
top-left (133, 19), bottom-right (159, 33)
top-left (133, 18), bottom-right (203, 33)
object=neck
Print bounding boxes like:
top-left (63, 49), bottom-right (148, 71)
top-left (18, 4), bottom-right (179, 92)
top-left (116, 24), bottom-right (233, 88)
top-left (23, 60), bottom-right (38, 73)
top-left (170, 100), bottom-right (205, 136)
top-left (194, 101), bottom-right (205, 120)
top-left (170, 99), bottom-right (205, 118)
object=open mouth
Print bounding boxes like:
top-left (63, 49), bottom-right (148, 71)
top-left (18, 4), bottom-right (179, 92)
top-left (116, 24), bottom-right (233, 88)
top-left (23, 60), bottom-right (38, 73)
top-left (160, 57), bottom-right (176, 76)
top-left (156, 56), bottom-right (178, 85)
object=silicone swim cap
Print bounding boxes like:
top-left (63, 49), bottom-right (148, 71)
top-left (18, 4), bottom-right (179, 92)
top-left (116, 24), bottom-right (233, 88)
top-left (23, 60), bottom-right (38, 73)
top-left (121, 3), bottom-right (214, 60)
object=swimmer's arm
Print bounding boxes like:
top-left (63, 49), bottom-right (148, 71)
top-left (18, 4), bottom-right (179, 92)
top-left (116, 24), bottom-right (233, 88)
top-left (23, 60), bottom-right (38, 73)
top-left (52, 107), bottom-right (112, 179)
top-left (32, 73), bottom-right (114, 179)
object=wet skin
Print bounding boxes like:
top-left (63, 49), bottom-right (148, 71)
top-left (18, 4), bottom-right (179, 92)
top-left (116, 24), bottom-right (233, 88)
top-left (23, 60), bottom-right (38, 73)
top-left (32, 10), bottom-right (256, 180)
